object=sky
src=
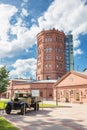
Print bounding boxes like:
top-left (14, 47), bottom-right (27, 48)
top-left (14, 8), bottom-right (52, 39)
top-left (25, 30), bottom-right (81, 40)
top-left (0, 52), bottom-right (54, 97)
top-left (0, 0), bottom-right (87, 79)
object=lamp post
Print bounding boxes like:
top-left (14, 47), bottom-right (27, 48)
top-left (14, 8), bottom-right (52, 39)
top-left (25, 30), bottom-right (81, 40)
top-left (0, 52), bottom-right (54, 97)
top-left (56, 87), bottom-right (58, 106)
top-left (46, 86), bottom-right (47, 100)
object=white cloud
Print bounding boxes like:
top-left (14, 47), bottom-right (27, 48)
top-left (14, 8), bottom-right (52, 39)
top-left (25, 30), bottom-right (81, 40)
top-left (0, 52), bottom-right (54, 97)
top-left (74, 48), bottom-right (83, 56)
top-left (0, 4), bottom-right (18, 57)
top-left (21, 8), bottom-right (28, 17)
top-left (83, 69), bottom-right (87, 74)
top-left (25, 49), bottom-right (29, 53)
top-left (9, 58), bottom-right (37, 79)
top-left (21, 0), bottom-right (29, 7)
top-left (31, 18), bottom-right (36, 23)
top-left (38, 0), bottom-right (87, 34)
top-left (11, 24), bottom-right (40, 51)
top-left (0, 4), bottom-right (18, 41)
top-left (73, 40), bottom-right (80, 48)
top-left (0, 65), bottom-right (4, 68)
top-left (0, 4), bottom-right (40, 58)
top-left (37, 0), bottom-right (87, 53)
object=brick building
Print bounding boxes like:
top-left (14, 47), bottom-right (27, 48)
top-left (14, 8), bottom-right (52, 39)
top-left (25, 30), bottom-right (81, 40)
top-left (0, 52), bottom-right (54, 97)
top-left (54, 71), bottom-right (87, 103)
top-left (6, 71), bottom-right (87, 103)
top-left (6, 79), bottom-right (56, 100)
top-left (36, 28), bottom-right (66, 80)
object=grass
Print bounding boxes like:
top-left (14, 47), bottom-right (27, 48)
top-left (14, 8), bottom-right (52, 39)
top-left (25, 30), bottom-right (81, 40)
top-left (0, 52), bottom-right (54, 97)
top-left (39, 102), bottom-right (57, 108)
top-left (0, 117), bottom-right (19, 130)
top-left (0, 100), bottom-right (9, 109)
top-left (39, 102), bottom-right (72, 108)
top-left (0, 101), bottom-right (7, 109)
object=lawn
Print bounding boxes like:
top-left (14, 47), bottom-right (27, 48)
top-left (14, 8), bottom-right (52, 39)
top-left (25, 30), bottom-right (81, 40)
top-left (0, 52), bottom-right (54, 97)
top-left (0, 101), bottom-right (6, 109)
top-left (0, 100), bottom-right (9, 109)
top-left (39, 102), bottom-right (71, 108)
top-left (0, 117), bottom-right (19, 130)
top-left (39, 102), bottom-right (57, 108)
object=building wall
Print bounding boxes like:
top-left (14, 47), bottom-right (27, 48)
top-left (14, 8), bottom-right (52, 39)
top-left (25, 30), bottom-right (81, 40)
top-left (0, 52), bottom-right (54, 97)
top-left (54, 72), bottom-right (87, 103)
top-left (54, 86), bottom-right (87, 103)
top-left (57, 73), bottom-right (87, 86)
top-left (6, 80), bottom-right (55, 100)
top-left (36, 28), bottom-right (66, 80)
top-left (6, 72), bottom-right (87, 103)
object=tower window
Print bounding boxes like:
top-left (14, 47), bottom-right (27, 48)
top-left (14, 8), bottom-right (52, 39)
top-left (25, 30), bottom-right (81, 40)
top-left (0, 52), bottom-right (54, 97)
top-left (45, 37), bottom-right (52, 42)
top-left (45, 48), bottom-right (49, 52)
top-left (55, 48), bottom-right (58, 53)
top-left (56, 37), bottom-right (62, 42)
top-left (45, 64), bottom-right (48, 68)
top-left (45, 64), bottom-right (52, 68)
top-left (56, 56), bottom-right (58, 60)
top-left (57, 65), bottom-right (59, 68)
top-left (49, 48), bottom-right (52, 52)
top-left (48, 37), bottom-right (52, 42)
top-left (45, 55), bottom-right (52, 60)
top-left (45, 48), bottom-right (52, 53)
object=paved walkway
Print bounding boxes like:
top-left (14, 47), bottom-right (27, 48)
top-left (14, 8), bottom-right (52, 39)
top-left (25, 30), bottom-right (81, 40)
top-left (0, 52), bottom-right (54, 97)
top-left (2, 102), bottom-right (87, 130)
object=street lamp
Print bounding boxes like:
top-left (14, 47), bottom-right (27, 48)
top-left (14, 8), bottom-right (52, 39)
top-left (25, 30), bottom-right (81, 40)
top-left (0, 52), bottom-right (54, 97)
top-left (56, 87), bottom-right (58, 106)
top-left (46, 86), bottom-right (47, 100)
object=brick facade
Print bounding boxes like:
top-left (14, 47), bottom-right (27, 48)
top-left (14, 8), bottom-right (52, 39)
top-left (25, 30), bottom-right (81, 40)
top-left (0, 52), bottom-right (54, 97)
top-left (54, 71), bottom-right (87, 103)
top-left (6, 80), bottom-right (56, 100)
top-left (36, 28), bottom-right (66, 80)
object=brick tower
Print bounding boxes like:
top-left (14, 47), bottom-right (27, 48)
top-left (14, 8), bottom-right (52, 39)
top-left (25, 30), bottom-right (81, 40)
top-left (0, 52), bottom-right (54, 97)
top-left (36, 28), bottom-right (66, 80)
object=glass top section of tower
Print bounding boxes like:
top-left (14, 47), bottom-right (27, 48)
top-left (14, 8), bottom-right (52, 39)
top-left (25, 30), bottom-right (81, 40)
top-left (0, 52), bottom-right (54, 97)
top-left (65, 35), bottom-right (74, 72)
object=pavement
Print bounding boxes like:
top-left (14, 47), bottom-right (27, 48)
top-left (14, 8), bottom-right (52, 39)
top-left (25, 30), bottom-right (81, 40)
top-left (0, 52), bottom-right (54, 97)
top-left (1, 101), bottom-right (87, 130)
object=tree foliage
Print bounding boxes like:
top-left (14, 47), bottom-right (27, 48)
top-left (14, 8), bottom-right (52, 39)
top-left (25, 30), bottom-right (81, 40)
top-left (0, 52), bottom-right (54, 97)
top-left (0, 66), bottom-right (9, 96)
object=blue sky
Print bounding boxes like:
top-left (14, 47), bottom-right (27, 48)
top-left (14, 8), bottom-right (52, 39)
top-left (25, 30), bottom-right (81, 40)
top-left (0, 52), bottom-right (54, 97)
top-left (0, 0), bottom-right (87, 79)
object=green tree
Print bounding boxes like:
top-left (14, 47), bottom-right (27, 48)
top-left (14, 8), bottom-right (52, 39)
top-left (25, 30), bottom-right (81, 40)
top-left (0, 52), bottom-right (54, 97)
top-left (0, 66), bottom-right (9, 98)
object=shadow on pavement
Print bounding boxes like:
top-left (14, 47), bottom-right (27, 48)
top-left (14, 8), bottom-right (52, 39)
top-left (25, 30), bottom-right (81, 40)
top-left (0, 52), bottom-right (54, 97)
top-left (3, 107), bottom-right (87, 130)
top-left (4, 115), bottom-right (87, 130)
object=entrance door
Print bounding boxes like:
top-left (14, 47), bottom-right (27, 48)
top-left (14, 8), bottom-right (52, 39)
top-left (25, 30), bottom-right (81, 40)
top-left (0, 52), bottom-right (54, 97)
top-left (65, 92), bottom-right (69, 102)
top-left (76, 93), bottom-right (80, 101)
